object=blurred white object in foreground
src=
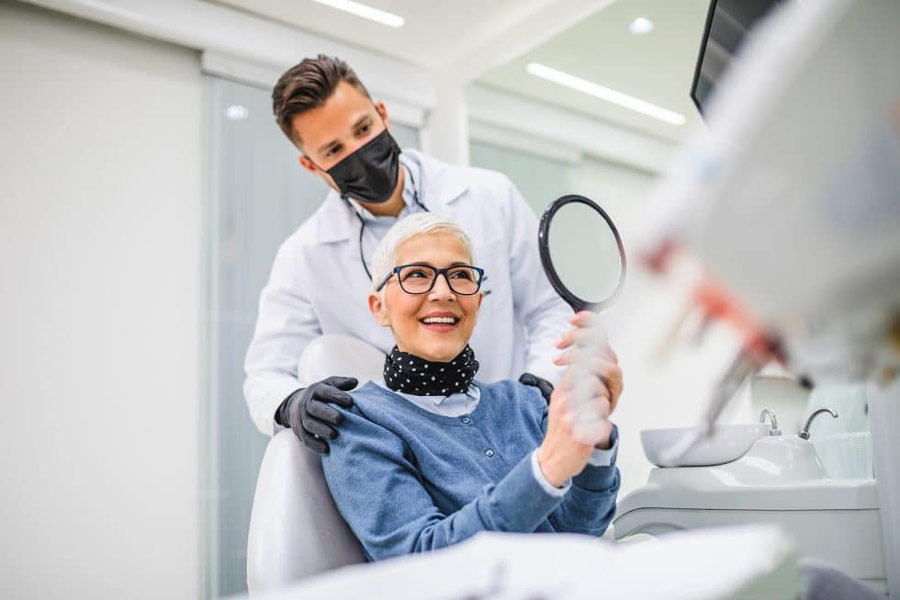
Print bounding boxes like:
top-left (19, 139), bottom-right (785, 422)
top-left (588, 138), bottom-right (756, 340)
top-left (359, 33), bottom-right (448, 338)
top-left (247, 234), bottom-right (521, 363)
top-left (621, 0), bottom-right (900, 594)
top-left (254, 526), bottom-right (796, 600)
top-left (636, 0), bottom-right (900, 376)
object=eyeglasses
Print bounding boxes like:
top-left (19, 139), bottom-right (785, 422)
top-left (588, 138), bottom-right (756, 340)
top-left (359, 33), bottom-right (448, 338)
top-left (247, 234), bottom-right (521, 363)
top-left (375, 264), bottom-right (485, 295)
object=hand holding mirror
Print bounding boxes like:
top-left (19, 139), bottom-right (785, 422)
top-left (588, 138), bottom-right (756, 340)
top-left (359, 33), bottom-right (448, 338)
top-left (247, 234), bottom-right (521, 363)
top-left (538, 194), bottom-right (627, 443)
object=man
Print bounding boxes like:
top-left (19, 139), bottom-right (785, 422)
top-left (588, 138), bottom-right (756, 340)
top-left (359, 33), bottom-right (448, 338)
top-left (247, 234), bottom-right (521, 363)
top-left (244, 54), bottom-right (607, 452)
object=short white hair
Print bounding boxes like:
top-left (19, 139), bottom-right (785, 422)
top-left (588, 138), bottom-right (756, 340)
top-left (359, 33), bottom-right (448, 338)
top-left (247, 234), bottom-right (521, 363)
top-left (370, 213), bottom-right (476, 291)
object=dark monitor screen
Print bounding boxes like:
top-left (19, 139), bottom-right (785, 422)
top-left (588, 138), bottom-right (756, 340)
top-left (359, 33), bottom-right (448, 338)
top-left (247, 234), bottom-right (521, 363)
top-left (691, 0), bottom-right (784, 115)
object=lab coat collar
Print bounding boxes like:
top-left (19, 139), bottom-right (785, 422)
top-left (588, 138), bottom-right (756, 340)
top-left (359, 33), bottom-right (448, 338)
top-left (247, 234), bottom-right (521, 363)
top-left (315, 193), bottom-right (356, 244)
top-left (406, 149), bottom-right (469, 207)
top-left (314, 149), bottom-right (469, 244)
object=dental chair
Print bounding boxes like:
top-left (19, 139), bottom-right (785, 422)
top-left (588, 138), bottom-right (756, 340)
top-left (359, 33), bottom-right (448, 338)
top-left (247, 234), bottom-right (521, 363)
top-left (246, 335), bottom-right (385, 593)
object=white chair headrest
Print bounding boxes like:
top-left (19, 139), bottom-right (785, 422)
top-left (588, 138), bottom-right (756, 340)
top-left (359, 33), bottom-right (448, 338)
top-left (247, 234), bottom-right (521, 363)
top-left (297, 334), bottom-right (386, 389)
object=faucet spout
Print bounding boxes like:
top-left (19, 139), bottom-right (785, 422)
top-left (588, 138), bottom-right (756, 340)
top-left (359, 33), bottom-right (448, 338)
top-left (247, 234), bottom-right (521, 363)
top-left (759, 409), bottom-right (781, 436)
top-left (798, 408), bottom-right (838, 440)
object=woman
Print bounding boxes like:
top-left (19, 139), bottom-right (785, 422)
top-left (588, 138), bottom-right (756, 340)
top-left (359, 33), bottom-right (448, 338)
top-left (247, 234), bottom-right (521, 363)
top-left (321, 213), bottom-right (622, 561)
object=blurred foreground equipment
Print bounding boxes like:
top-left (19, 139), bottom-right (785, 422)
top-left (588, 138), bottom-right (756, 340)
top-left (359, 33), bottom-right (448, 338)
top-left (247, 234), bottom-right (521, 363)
top-left (633, 0), bottom-right (900, 594)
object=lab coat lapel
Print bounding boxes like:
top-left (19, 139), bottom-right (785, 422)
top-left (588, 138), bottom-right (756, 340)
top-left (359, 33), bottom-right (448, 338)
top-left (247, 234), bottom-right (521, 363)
top-left (315, 191), bottom-right (355, 244)
top-left (412, 151), bottom-right (469, 209)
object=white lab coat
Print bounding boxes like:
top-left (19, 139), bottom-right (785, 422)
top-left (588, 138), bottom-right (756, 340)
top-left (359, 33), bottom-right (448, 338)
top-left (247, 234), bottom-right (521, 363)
top-left (244, 150), bottom-right (572, 435)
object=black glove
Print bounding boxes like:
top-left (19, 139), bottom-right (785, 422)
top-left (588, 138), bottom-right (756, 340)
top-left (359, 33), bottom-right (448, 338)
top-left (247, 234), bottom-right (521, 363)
top-left (275, 376), bottom-right (358, 454)
top-left (519, 372), bottom-right (554, 403)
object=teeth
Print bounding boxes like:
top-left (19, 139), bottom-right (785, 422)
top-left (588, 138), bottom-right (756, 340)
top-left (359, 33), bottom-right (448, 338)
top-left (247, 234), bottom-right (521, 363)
top-left (422, 317), bottom-right (457, 324)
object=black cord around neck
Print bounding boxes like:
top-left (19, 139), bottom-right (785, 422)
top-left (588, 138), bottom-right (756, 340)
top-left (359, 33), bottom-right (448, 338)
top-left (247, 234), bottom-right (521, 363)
top-left (352, 162), bottom-right (429, 281)
top-left (356, 211), bottom-right (373, 280)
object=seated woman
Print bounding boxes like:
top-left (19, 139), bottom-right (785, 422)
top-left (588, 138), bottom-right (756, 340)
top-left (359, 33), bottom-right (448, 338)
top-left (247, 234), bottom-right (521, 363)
top-left (321, 213), bottom-right (621, 561)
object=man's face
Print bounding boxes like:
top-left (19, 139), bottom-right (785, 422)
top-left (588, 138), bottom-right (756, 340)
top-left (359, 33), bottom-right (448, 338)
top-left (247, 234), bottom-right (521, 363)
top-left (369, 233), bottom-right (483, 363)
top-left (294, 81), bottom-right (389, 191)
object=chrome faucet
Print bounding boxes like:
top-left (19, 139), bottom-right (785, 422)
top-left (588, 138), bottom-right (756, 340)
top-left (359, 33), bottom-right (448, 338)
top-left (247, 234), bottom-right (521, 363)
top-left (798, 408), bottom-right (838, 440)
top-left (759, 409), bottom-right (781, 436)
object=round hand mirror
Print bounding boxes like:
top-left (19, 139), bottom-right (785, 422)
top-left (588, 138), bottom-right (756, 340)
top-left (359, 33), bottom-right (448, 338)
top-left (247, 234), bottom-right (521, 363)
top-left (538, 195), bottom-right (626, 313)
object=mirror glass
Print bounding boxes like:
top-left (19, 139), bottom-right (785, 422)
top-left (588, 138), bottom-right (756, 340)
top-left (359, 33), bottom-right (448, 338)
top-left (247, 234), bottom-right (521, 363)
top-left (547, 201), bottom-right (623, 306)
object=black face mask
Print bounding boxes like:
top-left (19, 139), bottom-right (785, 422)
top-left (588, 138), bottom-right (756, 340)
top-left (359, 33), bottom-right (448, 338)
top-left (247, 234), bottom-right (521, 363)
top-left (325, 129), bottom-right (401, 204)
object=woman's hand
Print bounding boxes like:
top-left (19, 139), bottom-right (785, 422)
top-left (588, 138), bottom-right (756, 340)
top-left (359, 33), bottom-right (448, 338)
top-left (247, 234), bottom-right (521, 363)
top-left (537, 369), bottom-right (613, 488)
top-left (554, 311), bottom-right (623, 413)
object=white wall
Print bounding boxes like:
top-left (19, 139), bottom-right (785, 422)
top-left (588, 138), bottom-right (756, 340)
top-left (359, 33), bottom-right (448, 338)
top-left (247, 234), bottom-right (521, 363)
top-left (0, 2), bottom-right (202, 598)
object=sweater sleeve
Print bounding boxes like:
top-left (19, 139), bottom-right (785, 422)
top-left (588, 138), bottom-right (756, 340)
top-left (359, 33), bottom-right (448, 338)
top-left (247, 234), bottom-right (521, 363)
top-left (548, 425), bottom-right (620, 536)
top-left (321, 405), bottom-right (566, 561)
top-left (539, 403), bottom-right (621, 537)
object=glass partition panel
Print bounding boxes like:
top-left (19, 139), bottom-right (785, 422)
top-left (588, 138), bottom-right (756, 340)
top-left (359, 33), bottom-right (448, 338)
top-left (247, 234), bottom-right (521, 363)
top-left (469, 140), bottom-right (574, 215)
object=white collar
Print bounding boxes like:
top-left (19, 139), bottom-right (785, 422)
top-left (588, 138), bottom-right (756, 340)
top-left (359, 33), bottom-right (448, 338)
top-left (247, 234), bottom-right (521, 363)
top-left (376, 380), bottom-right (481, 405)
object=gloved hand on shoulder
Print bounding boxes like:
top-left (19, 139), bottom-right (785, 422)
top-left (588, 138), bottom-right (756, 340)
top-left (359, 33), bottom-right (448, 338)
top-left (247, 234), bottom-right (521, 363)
top-left (276, 376), bottom-right (358, 454)
top-left (519, 372), bottom-right (555, 403)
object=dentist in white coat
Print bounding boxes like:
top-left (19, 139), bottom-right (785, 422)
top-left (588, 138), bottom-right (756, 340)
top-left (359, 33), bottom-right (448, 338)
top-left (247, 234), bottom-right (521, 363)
top-left (245, 55), bottom-right (611, 454)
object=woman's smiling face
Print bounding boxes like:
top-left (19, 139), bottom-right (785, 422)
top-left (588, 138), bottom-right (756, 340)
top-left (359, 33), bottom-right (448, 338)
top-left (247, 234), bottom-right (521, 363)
top-left (369, 232), bottom-right (483, 362)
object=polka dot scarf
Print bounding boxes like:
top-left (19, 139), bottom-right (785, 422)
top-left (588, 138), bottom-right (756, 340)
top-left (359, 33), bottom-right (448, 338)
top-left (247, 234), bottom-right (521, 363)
top-left (383, 345), bottom-right (479, 396)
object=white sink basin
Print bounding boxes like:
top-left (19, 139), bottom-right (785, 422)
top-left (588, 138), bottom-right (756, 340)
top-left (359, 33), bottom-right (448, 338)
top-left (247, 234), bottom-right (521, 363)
top-left (641, 424), bottom-right (768, 467)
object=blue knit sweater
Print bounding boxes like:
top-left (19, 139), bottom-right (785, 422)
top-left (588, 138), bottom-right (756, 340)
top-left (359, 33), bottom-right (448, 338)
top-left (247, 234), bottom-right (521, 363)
top-left (321, 379), bottom-right (620, 561)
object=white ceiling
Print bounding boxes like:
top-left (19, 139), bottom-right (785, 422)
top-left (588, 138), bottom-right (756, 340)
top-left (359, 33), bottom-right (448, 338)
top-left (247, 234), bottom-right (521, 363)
top-left (212, 0), bottom-right (710, 141)
top-left (213, 0), bottom-right (557, 68)
top-left (480, 0), bottom-right (710, 141)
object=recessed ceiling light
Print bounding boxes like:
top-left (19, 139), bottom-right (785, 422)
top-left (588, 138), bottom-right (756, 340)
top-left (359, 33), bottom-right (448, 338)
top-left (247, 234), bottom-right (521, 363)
top-left (526, 62), bottom-right (686, 126)
top-left (311, 0), bottom-right (405, 28)
top-left (628, 17), bottom-right (654, 34)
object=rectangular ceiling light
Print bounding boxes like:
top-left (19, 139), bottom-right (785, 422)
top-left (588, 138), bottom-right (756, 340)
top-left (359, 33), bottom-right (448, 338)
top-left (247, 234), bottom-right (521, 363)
top-left (311, 0), bottom-right (405, 28)
top-left (526, 62), bottom-right (686, 126)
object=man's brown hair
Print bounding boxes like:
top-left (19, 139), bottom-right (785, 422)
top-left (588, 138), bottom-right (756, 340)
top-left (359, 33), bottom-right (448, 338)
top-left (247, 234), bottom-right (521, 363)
top-left (272, 54), bottom-right (372, 148)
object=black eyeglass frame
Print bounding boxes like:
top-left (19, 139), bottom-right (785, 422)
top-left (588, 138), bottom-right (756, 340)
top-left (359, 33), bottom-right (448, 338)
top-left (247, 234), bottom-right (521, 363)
top-left (375, 264), bottom-right (485, 295)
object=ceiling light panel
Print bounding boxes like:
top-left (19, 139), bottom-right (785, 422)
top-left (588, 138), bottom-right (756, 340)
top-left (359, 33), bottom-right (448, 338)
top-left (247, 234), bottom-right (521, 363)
top-left (526, 62), bottom-right (686, 126)
top-left (310, 0), bottom-right (405, 28)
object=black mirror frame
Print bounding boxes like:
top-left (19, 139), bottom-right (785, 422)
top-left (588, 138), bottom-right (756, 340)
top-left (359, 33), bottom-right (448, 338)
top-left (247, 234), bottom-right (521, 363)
top-left (538, 194), bottom-right (627, 313)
